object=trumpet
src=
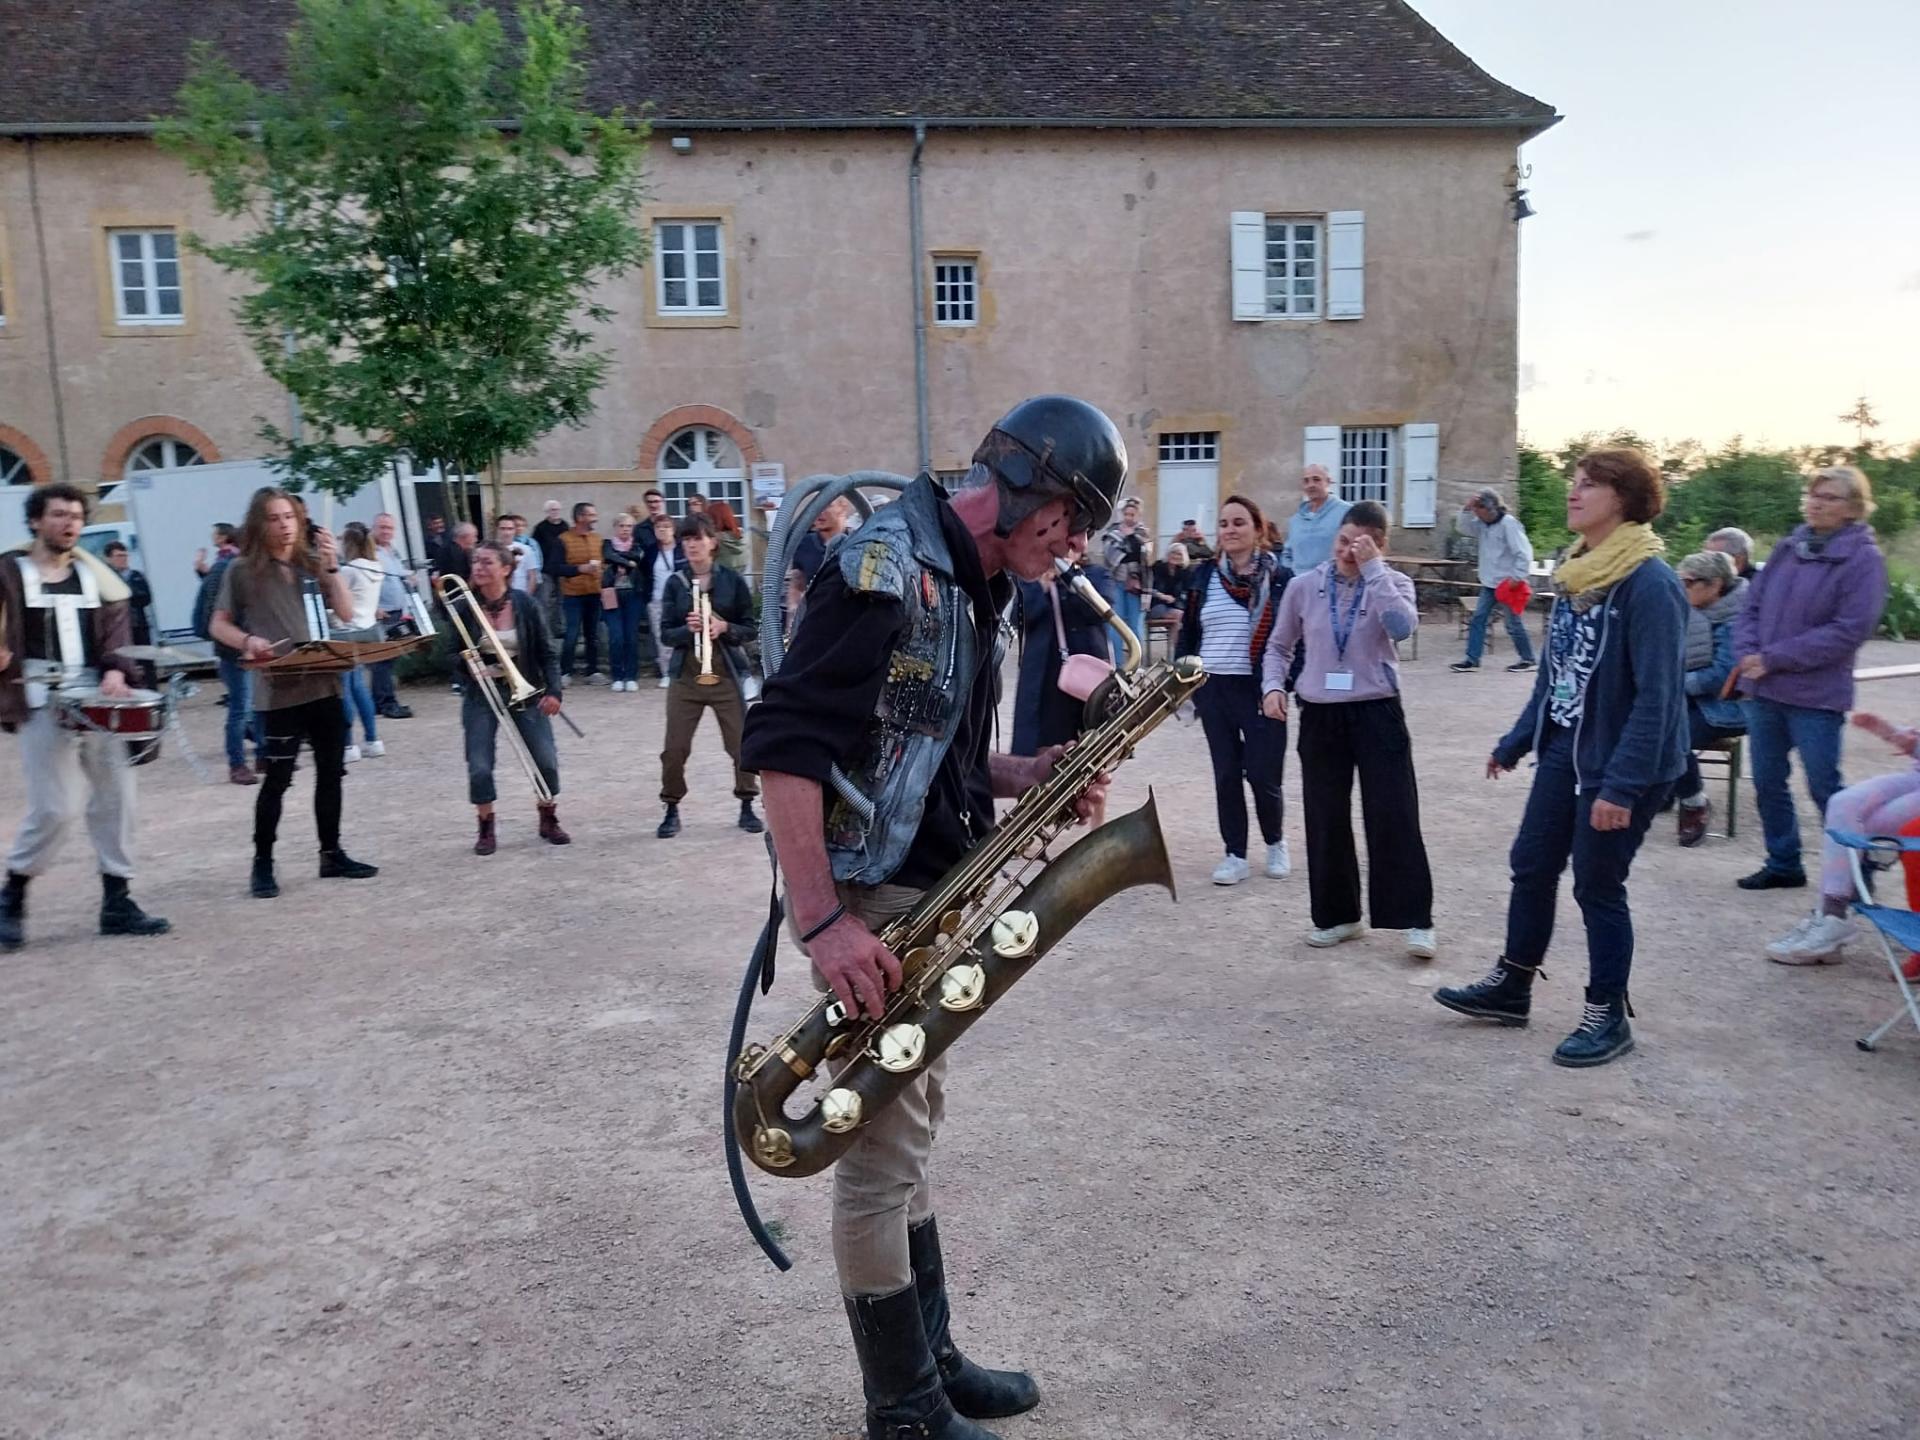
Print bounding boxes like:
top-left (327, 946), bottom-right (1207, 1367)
top-left (436, 574), bottom-right (553, 803)
top-left (694, 586), bottom-right (722, 687)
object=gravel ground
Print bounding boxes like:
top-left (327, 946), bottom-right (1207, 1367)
top-left (3, 628), bottom-right (1918, 1440)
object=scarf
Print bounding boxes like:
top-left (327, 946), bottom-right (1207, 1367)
top-left (1214, 551), bottom-right (1277, 668)
top-left (1552, 522), bottom-right (1664, 612)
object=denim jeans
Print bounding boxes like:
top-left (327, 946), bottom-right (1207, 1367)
top-left (369, 658), bottom-right (396, 709)
top-left (462, 685), bottom-right (559, 805)
top-left (1678, 703), bottom-right (1746, 802)
top-left (1464, 584), bottom-right (1535, 665)
top-left (1505, 725), bottom-right (1670, 996)
top-left (1744, 697), bottom-right (1845, 877)
top-left (340, 665), bottom-right (378, 744)
top-left (606, 589), bottom-right (643, 682)
top-left (561, 593), bottom-right (601, 676)
top-left (217, 653), bottom-right (259, 769)
top-left (1193, 672), bottom-right (1286, 858)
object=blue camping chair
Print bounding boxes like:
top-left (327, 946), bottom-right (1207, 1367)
top-left (1828, 829), bottom-right (1920, 1052)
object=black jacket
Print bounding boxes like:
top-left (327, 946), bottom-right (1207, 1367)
top-left (601, 538), bottom-right (643, 590)
top-left (661, 565), bottom-right (754, 681)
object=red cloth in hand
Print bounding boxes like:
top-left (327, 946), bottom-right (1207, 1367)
top-left (1494, 578), bottom-right (1532, 615)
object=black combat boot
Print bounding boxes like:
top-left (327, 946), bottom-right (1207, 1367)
top-left (909, 1218), bottom-right (1040, 1420)
top-left (738, 799), bottom-right (764, 835)
top-left (1433, 957), bottom-right (1539, 1026)
top-left (99, 874), bottom-right (170, 937)
top-left (0, 871), bottom-right (28, 951)
top-left (844, 1284), bottom-right (1003, 1440)
top-left (1552, 988), bottom-right (1635, 1068)
top-left (318, 849), bottom-right (379, 880)
top-left (251, 856), bottom-right (279, 899)
top-left (656, 803), bottom-right (681, 839)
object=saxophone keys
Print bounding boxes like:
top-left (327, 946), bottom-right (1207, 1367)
top-left (938, 962), bottom-right (987, 1012)
top-left (823, 999), bottom-right (851, 1028)
top-left (820, 1087), bottom-right (864, 1133)
top-left (990, 909), bottom-right (1040, 959)
top-left (873, 1022), bottom-right (928, 1073)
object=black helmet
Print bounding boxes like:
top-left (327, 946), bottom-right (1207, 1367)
top-left (972, 395), bottom-right (1128, 536)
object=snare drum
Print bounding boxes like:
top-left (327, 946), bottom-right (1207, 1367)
top-left (55, 686), bottom-right (166, 736)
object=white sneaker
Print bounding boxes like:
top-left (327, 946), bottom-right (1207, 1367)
top-left (343, 744), bottom-right (362, 763)
top-left (1767, 911), bottom-right (1854, 965)
top-left (657, 675), bottom-right (672, 689)
top-left (362, 740), bottom-right (386, 758)
top-left (1265, 840), bottom-right (1292, 878)
top-left (626, 680), bottom-right (639, 692)
top-left (1211, 854), bottom-right (1251, 886)
top-left (1405, 927), bottom-right (1438, 960)
top-left (1305, 921), bottom-right (1368, 948)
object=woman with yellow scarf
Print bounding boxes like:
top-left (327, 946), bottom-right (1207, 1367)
top-left (1434, 448), bottom-right (1689, 1068)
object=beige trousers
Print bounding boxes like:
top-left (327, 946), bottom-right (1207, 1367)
top-left (6, 705), bottom-right (136, 879)
top-left (808, 881), bottom-right (947, 1296)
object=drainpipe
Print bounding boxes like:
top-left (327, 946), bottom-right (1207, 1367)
top-left (907, 121), bottom-right (931, 473)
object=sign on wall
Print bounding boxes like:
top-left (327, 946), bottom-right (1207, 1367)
top-left (750, 461), bottom-right (786, 508)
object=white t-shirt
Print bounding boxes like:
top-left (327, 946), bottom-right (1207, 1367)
top-left (338, 558), bottom-right (383, 632)
top-left (1196, 571), bottom-right (1253, 676)
top-left (508, 539), bottom-right (539, 593)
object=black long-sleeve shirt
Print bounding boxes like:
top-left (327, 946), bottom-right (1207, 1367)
top-left (742, 501), bottom-right (1010, 889)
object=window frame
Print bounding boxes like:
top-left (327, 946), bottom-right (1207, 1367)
top-left (124, 436), bottom-right (207, 478)
top-left (1338, 426), bottom-right (1396, 510)
top-left (656, 425), bottom-right (747, 519)
top-left (93, 213), bottom-right (196, 337)
top-left (1157, 432), bottom-right (1221, 464)
top-left (1262, 216), bottom-right (1323, 320)
top-left (931, 255), bottom-right (979, 327)
top-left (0, 445), bottom-right (28, 484)
top-left (643, 207), bottom-right (738, 328)
top-left (654, 220), bottom-right (726, 317)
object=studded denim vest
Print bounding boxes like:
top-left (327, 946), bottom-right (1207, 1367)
top-left (820, 477), bottom-right (1002, 886)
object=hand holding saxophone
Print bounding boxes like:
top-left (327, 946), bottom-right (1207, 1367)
top-left (1002, 743), bottom-right (1111, 825)
top-left (811, 914), bottom-right (903, 1021)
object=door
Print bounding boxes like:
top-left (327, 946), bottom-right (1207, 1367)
top-left (1155, 432), bottom-right (1222, 550)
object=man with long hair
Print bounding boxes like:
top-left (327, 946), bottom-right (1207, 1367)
top-left (0, 483), bottom-right (170, 947)
top-left (209, 487), bottom-right (379, 899)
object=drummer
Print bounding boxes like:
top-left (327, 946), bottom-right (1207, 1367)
top-left (0, 482), bottom-right (170, 949)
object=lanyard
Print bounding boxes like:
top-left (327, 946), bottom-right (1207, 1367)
top-left (1327, 572), bottom-right (1366, 665)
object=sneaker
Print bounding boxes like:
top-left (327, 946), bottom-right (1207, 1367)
top-left (657, 676), bottom-right (672, 689)
top-left (583, 673), bottom-right (605, 686)
top-left (1677, 801), bottom-right (1709, 847)
top-left (379, 701), bottom-right (414, 720)
top-left (343, 744), bottom-right (363, 763)
top-left (1406, 928), bottom-right (1438, 960)
top-left (1306, 921), bottom-right (1368, 948)
top-left (1211, 854), bottom-right (1250, 886)
top-left (1738, 866), bottom-right (1807, 891)
top-left (1264, 840), bottom-right (1291, 878)
top-left (1449, 660), bottom-right (1480, 673)
top-left (1506, 660), bottom-right (1536, 673)
top-left (1767, 911), bottom-right (1854, 965)
top-left (1552, 994), bottom-right (1634, 1068)
top-left (362, 740), bottom-right (386, 758)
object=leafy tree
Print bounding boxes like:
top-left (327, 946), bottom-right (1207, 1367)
top-left (1656, 441), bottom-right (1806, 549)
top-left (1839, 396), bottom-right (1881, 448)
top-left (159, 0), bottom-right (648, 506)
top-left (1515, 443), bottom-right (1569, 553)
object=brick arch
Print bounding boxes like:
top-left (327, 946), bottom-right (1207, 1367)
top-left (100, 415), bottom-right (223, 482)
top-left (0, 425), bottom-right (53, 486)
top-left (636, 404), bottom-right (762, 472)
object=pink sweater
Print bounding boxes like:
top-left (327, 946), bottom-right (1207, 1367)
top-left (1261, 558), bottom-right (1418, 704)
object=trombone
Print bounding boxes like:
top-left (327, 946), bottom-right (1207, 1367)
top-left (436, 574), bottom-right (569, 803)
top-left (694, 586), bottom-right (722, 687)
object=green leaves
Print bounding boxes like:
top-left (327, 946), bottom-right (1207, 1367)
top-left (159, 0), bottom-right (647, 498)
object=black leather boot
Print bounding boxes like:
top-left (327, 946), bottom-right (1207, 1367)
top-left (99, 874), bottom-right (170, 937)
top-left (1552, 989), bottom-right (1635, 1068)
top-left (1433, 957), bottom-right (1538, 1025)
top-left (656, 803), bottom-right (681, 839)
top-left (738, 799), bottom-right (764, 834)
top-left (0, 871), bottom-right (27, 951)
top-left (318, 849), bottom-right (379, 880)
top-left (845, 1285), bottom-right (1002, 1440)
top-left (251, 857), bottom-right (279, 899)
top-left (909, 1218), bottom-right (1040, 1420)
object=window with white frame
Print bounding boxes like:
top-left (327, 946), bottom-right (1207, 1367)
top-left (1339, 427), bottom-right (1394, 506)
top-left (932, 257), bottom-right (978, 326)
top-left (0, 445), bottom-right (28, 485)
top-left (658, 425), bottom-right (746, 516)
top-left (1264, 218), bottom-right (1321, 318)
top-left (655, 221), bottom-right (725, 315)
top-left (109, 228), bottom-right (185, 325)
top-left (124, 436), bottom-right (205, 478)
top-left (1157, 432), bottom-right (1220, 463)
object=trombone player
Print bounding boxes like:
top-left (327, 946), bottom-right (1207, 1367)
top-left (453, 542), bottom-right (569, 854)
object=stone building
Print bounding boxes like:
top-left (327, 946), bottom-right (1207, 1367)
top-left (0, 1), bottom-right (1555, 552)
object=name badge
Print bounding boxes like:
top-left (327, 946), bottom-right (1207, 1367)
top-left (1325, 670), bottom-right (1355, 692)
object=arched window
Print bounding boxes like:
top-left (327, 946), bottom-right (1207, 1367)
top-left (0, 445), bottom-right (29, 486)
top-left (124, 436), bottom-right (205, 477)
top-left (657, 425), bottom-right (746, 517)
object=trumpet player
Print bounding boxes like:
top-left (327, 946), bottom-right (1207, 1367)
top-left (740, 396), bottom-right (1121, 1440)
top-left (656, 515), bottom-right (760, 840)
top-left (459, 543), bottom-right (568, 854)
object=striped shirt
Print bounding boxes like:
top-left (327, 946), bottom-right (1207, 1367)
top-left (1196, 571), bottom-right (1253, 676)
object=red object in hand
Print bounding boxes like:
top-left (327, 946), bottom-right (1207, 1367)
top-left (1494, 578), bottom-right (1532, 615)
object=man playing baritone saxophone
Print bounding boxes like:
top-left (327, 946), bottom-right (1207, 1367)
top-left (457, 542), bottom-right (569, 856)
top-left (741, 396), bottom-right (1123, 1440)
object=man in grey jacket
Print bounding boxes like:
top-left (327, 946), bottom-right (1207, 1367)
top-left (1451, 487), bottom-right (1537, 673)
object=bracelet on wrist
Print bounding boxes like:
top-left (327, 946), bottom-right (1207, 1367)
top-left (798, 903), bottom-right (847, 945)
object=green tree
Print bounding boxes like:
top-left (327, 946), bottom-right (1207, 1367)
top-left (159, 0), bottom-right (647, 505)
top-left (1838, 396), bottom-right (1880, 449)
top-left (1515, 443), bottom-right (1569, 553)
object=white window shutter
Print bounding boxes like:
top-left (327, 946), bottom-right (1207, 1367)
top-left (1303, 425), bottom-right (1342, 491)
top-left (1230, 211), bottom-right (1267, 321)
top-left (1326, 210), bottom-right (1365, 320)
top-left (1401, 422), bottom-right (1439, 528)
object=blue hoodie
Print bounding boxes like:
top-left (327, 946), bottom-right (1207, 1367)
top-left (1493, 558), bottom-right (1689, 806)
top-left (1280, 496), bottom-right (1352, 574)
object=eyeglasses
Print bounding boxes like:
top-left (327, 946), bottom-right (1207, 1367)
top-left (1806, 490), bottom-right (1849, 503)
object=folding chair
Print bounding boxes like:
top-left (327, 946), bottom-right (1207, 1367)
top-left (1828, 828), bottom-right (1920, 1052)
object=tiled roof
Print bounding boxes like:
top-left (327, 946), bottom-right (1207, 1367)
top-left (0, 1), bottom-right (1555, 132)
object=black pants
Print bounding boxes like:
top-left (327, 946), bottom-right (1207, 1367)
top-left (1296, 696), bottom-right (1434, 929)
top-left (255, 696), bottom-right (348, 859)
top-left (1678, 702), bottom-right (1746, 801)
top-left (1194, 672), bottom-right (1285, 858)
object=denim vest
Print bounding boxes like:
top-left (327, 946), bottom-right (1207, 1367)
top-left (821, 476), bottom-right (1000, 886)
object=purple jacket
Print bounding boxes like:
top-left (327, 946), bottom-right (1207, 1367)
top-left (1732, 522), bottom-right (1886, 713)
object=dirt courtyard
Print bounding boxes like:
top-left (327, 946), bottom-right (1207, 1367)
top-left (3, 624), bottom-right (1918, 1440)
